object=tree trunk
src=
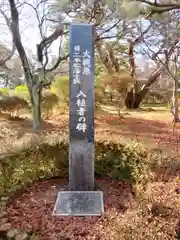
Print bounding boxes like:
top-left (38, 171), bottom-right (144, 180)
top-left (125, 87), bottom-right (149, 109)
top-left (30, 85), bottom-right (42, 130)
top-left (125, 67), bottom-right (162, 109)
top-left (172, 77), bottom-right (179, 122)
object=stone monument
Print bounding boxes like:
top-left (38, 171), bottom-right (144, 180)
top-left (53, 23), bottom-right (104, 216)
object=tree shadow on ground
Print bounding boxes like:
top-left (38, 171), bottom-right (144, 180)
top-left (95, 115), bottom-right (180, 142)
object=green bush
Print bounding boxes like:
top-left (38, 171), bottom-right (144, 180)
top-left (14, 84), bottom-right (29, 102)
top-left (0, 88), bottom-right (10, 96)
top-left (0, 96), bottom-right (29, 117)
top-left (50, 76), bottom-right (69, 105)
top-left (41, 92), bottom-right (59, 119)
top-left (0, 139), bottom-right (151, 199)
top-left (14, 85), bottom-right (28, 92)
top-left (95, 141), bottom-right (150, 185)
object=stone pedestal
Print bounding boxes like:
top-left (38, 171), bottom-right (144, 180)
top-left (53, 191), bottom-right (104, 216)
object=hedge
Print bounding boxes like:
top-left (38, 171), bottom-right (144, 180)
top-left (0, 139), bottom-right (151, 200)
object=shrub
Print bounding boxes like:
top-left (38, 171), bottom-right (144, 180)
top-left (0, 139), bottom-right (151, 199)
top-left (41, 92), bottom-right (59, 119)
top-left (50, 76), bottom-right (105, 113)
top-left (0, 96), bottom-right (29, 117)
top-left (95, 86), bottom-right (104, 112)
top-left (14, 85), bottom-right (29, 102)
top-left (143, 91), bottom-right (169, 104)
top-left (50, 76), bottom-right (69, 105)
top-left (95, 141), bottom-right (150, 186)
top-left (0, 88), bottom-right (10, 96)
top-left (14, 85), bottom-right (28, 94)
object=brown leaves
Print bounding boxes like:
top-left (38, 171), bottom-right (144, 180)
top-left (6, 176), bottom-right (177, 240)
top-left (6, 179), bottom-right (134, 240)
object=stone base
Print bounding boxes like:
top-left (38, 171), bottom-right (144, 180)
top-left (52, 191), bottom-right (104, 216)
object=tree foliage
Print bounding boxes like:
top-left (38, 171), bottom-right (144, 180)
top-left (41, 92), bottom-right (59, 119)
top-left (52, 0), bottom-right (179, 112)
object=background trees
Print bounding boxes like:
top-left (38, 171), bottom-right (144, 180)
top-left (0, 0), bottom-right (68, 129)
top-left (0, 0), bottom-right (179, 127)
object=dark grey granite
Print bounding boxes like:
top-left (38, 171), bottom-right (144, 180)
top-left (52, 191), bottom-right (104, 216)
top-left (69, 23), bottom-right (94, 141)
top-left (69, 23), bottom-right (94, 191)
top-left (69, 139), bottom-right (94, 191)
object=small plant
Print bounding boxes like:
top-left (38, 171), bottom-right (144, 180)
top-left (95, 140), bottom-right (150, 186)
top-left (14, 85), bottom-right (30, 102)
top-left (41, 92), bottom-right (59, 119)
top-left (0, 96), bottom-right (29, 117)
top-left (50, 76), bottom-right (69, 105)
top-left (0, 88), bottom-right (10, 96)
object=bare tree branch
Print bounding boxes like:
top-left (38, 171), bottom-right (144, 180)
top-left (136, 0), bottom-right (180, 9)
top-left (0, 43), bottom-right (16, 66)
top-left (46, 54), bottom-right (69, 73)
top-left (128, 22), bottom-right (152, 77)
top-left (37, 24), bottom-right (64, 63)
top-left (8, 0), bottom-right (33, 86)
top-left (142, 36), bottom-right (179, 80)
top-left (0, 9), bottom-right (16, 66)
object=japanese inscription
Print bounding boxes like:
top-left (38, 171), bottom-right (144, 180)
top-left (69, 23), bottom-right (94, 141)
top-left (76, 91), bottom-right (87, 132)
top-left (82, 50), bottom-right (91, 76)
top-left (72, 45), bottom-right (81, 84)
top-left (71, 43), bottom-right (92, 134)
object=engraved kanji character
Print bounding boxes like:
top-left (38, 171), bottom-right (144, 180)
top-left (74, 45), bottom-right (80, 52)
top-left (77, 107), bottom-right (86, 116)
top-left (76, 123), bottom-right (87, 132)
top-left (73, 67), bottom-right (80, 75)
top-left (76, 98), bottom-right (86, 107)
top-left (74, 58), bottom-right (81, 63)
top-left (82, 58), bottom-right (91, 67)
top-left (83, 50), bottom-right (91, 58)
top-left (76, 91), bottom-right (86, 98)
top-left (73, 63), bottom-right (81, 69)
top-left (73, 75), bottom-right (81, 84)
top-left (83, 67), bottom-right (91, 75)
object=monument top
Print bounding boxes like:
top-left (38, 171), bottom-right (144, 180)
top-left (71, 20), bottom-right (92, 25)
